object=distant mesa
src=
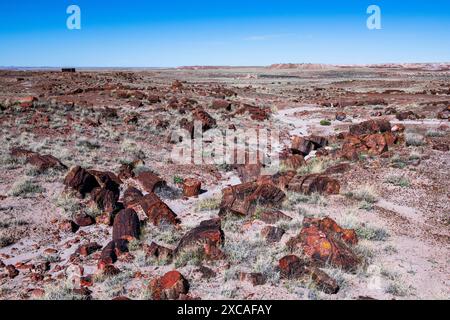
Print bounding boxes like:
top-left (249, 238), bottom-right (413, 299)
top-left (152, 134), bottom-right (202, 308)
top-left (62, 68), bottom-right (76, 73)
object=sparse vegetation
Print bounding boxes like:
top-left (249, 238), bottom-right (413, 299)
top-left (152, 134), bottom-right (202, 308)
top-left (320, 120), bottom-right (331, 126)
top-left (405, 132), bottom-right (426, 146)
top-left (196, 195), bottom-right (222, 212)
top-left (344, 185), bottom-right (377, 204)
top-left (385, 175), bottom-right (410, 187)
top-left (9, 178), bottom-right (45, 197)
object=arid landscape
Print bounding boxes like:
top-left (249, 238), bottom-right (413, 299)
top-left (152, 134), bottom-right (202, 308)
top-left (0, 64), bottom-right (449, 300)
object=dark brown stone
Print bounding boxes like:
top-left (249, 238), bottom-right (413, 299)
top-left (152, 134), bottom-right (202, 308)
top-left (63, 166), bottom-right (99, 197)
top-left (261, 226), bottom-right (285, 243)
top-left (112, 208), bottom-right (140, 242)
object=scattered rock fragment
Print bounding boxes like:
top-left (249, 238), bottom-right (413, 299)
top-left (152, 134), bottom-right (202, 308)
top-left (148, 270), bottom-right (189, 300)
top-left (239, 272), bottom-right (266, 286)
top-left (261, 226), bottom-right (285, 243)
top-left (182, 178), bottom-right (202, 197)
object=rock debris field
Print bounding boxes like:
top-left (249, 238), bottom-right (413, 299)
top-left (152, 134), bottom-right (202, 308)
top-left (0, 64), bottom-right (449, 300)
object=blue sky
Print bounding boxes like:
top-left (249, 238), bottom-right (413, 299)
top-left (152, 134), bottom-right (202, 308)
top-left (0, 0), bottom-right (449, 67)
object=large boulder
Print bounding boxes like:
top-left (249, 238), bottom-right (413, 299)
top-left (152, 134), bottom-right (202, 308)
top-left (64, 166), bottom-right (99, 197)
top-left (174, 219), bottom-right (224, 260)
top-left (135, 171), bottom-right (166, 193)
top-left (182, 178), bottom-right (202, 197)
top-left (219, 182), bottom-right (286, 217)
top-left (148, 270), bottom-right (189, 300)
top-left (137, 193), bottom-right (180, 226)
top-left (278, 255), bottom-right (339, 294)
top-left (287, 174), bottom-right (340, 195)
top-left (286, 221), bottom-right (360, 271)
top-left (349, 119), bottom-right (391, 136)
top-left (112, 208), bottom-right (140, 241)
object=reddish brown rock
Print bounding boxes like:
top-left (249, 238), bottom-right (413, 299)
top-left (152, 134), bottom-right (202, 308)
top-left (281, 154), bottom-right (306, 170)
top-left (291, 136), bottom-right (314, 156)
top-left (74, 213), bottom-right (95, 227)
top-left (17, 96), bottom-right (37, 108)
top-left (171, 80), bottom-right (183, 91)
top-left (138, 193), bottom-right (180, 226)
top-left (234, 104), bottom-right (270, 121)
top-left (174, 219), bottom-right (224, 259)
top-left (64, 166), bottom-right (100, 197)
top-left (287, 174), bottom-right (340, 195)
top-left (287, 224), bottom-right (360, 271)
top-left (135, 171), bottom-right (166, 193)
top-left (122, 186), bottom-right (143, 208)
top-left (324, 163), bottom-right (351, 175)
top-left (112, 208), bottom-right (140, 242)
top-left (304, 217), bottom-right (358, 245)
top-left (149, 270), bottom-right (189, 300)
top-left (144, 242), bottom-right (174, 262)
top-left (239, 272), bottom-right (266, 286)
top-left (211, 99), bottom-right (232, 110)
top-left (363, 133), bottom-right (389, 155)
top-left (306, 266), bottom-right (340, 294)
top-left (6, 265), bottom-right (19, 278)
top-left (220, 182), bottom-right (286, 217)
top-left (192, 108), bottom-right (217, 131)
top-left (391, 124), bottom-right (406, 132)
top-left (10, 148), bottom-right (66, 172)
top-left (236, 163), bottom-right (262, 183)
top-left (349, 119), bottom-right (391, 136)
top-left (91, 187), bottom-right (119, 214)
top-left (182, 178), bottom-right (202, 197)
top-left (76, 242), bottom-right (102, 257)
top-left (98, 241), bottom-right (117, 270)
top-left (261, 226), bottom-right (285, 243)
top-left (279, 255), bottom-right (308, 279)
top-left (278, 255), bottom-right (339, 294)
top-left (433, 143), bottom-right (449, 152)
top-left (396, 111), bottom-right (421, 121)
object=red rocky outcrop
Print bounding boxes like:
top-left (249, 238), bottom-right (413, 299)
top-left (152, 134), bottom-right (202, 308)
top-left (148, 270), bottom-right (189, 300)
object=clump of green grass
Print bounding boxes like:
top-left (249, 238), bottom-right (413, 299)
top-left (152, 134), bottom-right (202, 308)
top-left (405, 132), bottom-right (425, 146)
top-left (355, 225), bottom-right (389, 241)
top-left (174, 249), bottom-right (204, 268)
top-left (296, 158), bottom-right (333, 175)
top-left (9, 178), bottom-right (45, 197)
top-left (0, 235), bottom-right (15, 248)
top-left (385, 175), bottom-right (410, 187)
top-left (76, 138), bottom-right (101, 150)
top-left (320, 120), bottom-right (331, 126)
top-left (425, 129), bottom-right (445, 137)
top-left (196, 195), bottom-right (222, 212)
top-left (40, 281), bottom-right (88, 300)
top-left (55, 193), bottom-right (81, 219)
top-left (385, 280), bottom-right (414, 297)
top-left (173, 175), bottom-right (183, 184)
top-left (344, 185), bottom-right (377, 204)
